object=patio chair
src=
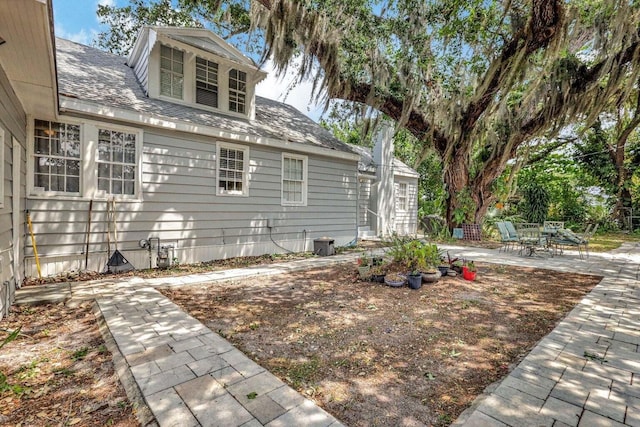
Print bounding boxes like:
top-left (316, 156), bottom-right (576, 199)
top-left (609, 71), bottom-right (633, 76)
top-left (516, 223), bottom-right (549, 256)
top-left (552, 227), bottom-right (589, 259)
top-left (543, 221), bottom-right (564, 234)
top-left (504, 221), bottom-right (519, 241)
top-left (495, 221), bottom-right (519, 252)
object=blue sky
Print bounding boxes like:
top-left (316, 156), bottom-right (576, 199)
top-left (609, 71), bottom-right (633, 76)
top-left (52, 0), bottom-right (325, 120)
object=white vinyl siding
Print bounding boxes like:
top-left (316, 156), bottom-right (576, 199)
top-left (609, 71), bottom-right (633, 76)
top-left (97, 128), bottom-right (138, 196)
top-left (24, 129), bottom-right (358, 277)
top-left (195, 57), bottom-right (218, 108)
top-left (282, 153), bottom-right (307, 206)
top-left (33, 119), bottom-right (81, 194)
top-left (394, 180), bottom-right (418, 235)
top-left (228, 69), bottom-right (246, 113)
top-left (160, 45), bottom-right (184, 99)
top-left (217, 142), bottom-right (248, 196)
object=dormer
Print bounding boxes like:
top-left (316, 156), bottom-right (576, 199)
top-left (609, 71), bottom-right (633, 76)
top-left (128, 26), bottom-right (267, 120)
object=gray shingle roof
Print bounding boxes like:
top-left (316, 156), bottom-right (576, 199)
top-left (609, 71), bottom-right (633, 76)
top-left (55, 38), bottom-right (356, 156)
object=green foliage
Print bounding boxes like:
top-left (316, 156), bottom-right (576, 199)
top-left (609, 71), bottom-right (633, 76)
top-left (519, 182), bottom-right (550, 224)
top-left (96, 0), bottom-right (258, 57)
top-left (71, 346), bottom-right (90, 361)
top-left (96, 0), bottom-right (203, 55)
top-left (574, 121), bottom-right (617, 193)
top-left (385, 236), bottom-right (441, 271)
top-left (0, 327), bottom-right (25, 395)
top-left (0, 326), bottom-right (20, 351)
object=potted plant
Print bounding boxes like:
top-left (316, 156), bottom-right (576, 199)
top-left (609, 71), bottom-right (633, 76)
top-left (407, 269), bottom-right (423, 289)
top-left (370, 263), bottom-right (387, 283)
top-left (384, 272), bottom-right (406, 287)
top-left (419, 243), bottom-right (442, 283)
top-left (462, 260), bottom-right (477, 281)
top-left (357, 253), bottom-right (371, 279)
top-left (451, 260), bottom-right (464, 274)
top-left (446, 252), bottom-right (462, 274)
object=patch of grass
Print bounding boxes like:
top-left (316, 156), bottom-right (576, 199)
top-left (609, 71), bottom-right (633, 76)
top-left (589, 232), bottom-right (640, 252)
top-left (278, 358), bottom-right (320, 389)
top-left (71, 346), bottom-right (90, 361)
top-left (53, 367), bottom-right (75, 377)
top-left (17, 359), bottom-right (42, 380)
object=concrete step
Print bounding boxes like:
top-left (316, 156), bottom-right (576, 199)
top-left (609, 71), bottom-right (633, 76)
top-left (358, 226), bottom-right (377, 239)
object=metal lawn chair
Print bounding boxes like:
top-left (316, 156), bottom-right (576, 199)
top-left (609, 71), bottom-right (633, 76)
top-left (552, 227), bottom-right (592, 259)
top-left (495, 221), bottom-right (519, 252)
top-left (504, 221), bottom-right (519, 241)
top-left (543, 221), bottom-right (564, 234)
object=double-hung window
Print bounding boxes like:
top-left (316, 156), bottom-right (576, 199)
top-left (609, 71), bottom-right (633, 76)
top-left (196, 57), bottom-right (218, 108)
top-left (160, 45), bottom-right (184, 99)
top-left (217, 143), bottom-right (249, 196)
top-left (228, 69), bottom-right (247, 114)
top-left (397, 182), bottom-right (408, 211)
top-left (281, 153), bottom-right (307, 206)
top-left (33, 119), bottom-right (81, 193)
top-left (97, 128), bottom-right (138, 196)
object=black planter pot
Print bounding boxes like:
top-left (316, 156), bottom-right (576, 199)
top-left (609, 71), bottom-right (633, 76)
top-left (437, 266), bottom-right (449, 276)
top-left (371, 274), bottom-right (386, 283)
top-left (408, 274), bottom-right (422, 289)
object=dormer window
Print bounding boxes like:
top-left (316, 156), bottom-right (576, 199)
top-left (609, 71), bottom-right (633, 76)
top-left (130, 28), bottom-right (267, 119)
top-left (160, 45), bottom-right (184, 99)
top-left (196, 57), bottom-right (219, 108)
top-left (229, 69), bottom-right (246, 114)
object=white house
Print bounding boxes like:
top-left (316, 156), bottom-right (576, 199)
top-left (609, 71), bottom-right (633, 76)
top-left (0, 0), bottom-right (418, 317)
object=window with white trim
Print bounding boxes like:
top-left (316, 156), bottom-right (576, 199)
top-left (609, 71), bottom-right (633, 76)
top-left (97, 128), bottom-right (138, 195)
top-left (196, 56), bottom-right (218, 108)
top-left (160, 45), bottom-right (184, 99)
top-left (397, 182), bottom-right (408, 211)
top-left (229, 69), bottom-right (247, 113)
top-left (281, 153), bottom-right (307, 206)
top-left (33, 119), bottom-right (81, 193)
top-left (217, 143), bottom-right (248, 196)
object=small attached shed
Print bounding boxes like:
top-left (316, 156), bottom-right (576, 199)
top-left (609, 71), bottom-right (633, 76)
top-left (351, 126), bottom-right (420, 238)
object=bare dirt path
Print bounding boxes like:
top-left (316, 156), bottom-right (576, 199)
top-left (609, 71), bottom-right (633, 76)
top-left (161, 262), bottom-right (601, 427)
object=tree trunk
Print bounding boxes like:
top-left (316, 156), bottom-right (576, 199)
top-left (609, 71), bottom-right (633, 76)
top-left (442, 148), bottom-right (470, 229)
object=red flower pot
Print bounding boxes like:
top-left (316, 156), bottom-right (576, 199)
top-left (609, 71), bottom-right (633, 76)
top-left (462, 266), bottom-right (476, 281)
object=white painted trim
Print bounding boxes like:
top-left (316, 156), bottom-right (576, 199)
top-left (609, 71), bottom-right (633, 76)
top-left (12, 136), bottom-right (22, 285)
top-left (94, 122), bottom-right (145, 201)
top-left (281, 152), bottom-right (308, 206)
top-left (27, 115), bottom-right (84, 198)
top-left (216, 141), bottom-right (250, 197)
top-left (397, 182), bottom-right (408, 212)
top-left (59, 96), bottom-right (361, 162)
top-left (27, 115), bottom-right (144, 201)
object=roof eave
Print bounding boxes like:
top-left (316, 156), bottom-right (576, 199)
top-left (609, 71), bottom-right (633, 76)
top-left (59, 96), bottom-right (360, 162)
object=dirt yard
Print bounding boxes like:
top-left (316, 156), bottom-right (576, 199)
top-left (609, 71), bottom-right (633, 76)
top-left (161, 262), bottom-right (601, 427)
top-left (0, 302), bottom-right (138, 426)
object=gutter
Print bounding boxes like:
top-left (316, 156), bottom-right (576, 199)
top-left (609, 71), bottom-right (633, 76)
top-left (59, 96), bottom-right (361, 162)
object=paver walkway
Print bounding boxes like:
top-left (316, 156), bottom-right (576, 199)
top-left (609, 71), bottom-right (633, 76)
top-left (13, 242), bottom-right (640, 426)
